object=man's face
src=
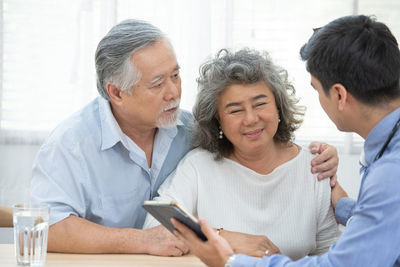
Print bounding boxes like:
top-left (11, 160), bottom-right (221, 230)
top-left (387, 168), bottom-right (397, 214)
top-left (120, 39), bottom-right (181, 129)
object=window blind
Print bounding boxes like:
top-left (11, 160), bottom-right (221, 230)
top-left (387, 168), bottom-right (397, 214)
top-left (0, 0), bottom-right (104, 143)
top-left (1, 0), bottom-right (399, 151)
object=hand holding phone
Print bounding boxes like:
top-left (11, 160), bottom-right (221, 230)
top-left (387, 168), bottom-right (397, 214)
top-left (143, 201), bottom-right (207, 241)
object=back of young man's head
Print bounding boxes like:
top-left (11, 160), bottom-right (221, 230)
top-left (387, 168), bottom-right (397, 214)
top-left (300, 15), bottom-right (400, 105)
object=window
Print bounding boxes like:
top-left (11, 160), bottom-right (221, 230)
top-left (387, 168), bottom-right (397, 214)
top-left (216, 0), bottom-right (400, 152)
top-left (0, 0), bottom-right (110, 143)
top-left (1, 0), bottom-right (399, 152)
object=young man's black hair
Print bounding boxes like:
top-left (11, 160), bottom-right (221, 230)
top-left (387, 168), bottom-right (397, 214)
top-left (300, 15), bottom-right (400, 105)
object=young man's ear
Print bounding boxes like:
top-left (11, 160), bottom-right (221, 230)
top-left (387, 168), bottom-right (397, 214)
top-left (106, 82), bottom-right (123, 105)
top-left (331, 83), bottom-right (348, 111)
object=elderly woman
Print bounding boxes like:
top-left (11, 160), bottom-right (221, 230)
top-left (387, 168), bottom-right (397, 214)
top-left (144, 49), bottom-right (338, 260)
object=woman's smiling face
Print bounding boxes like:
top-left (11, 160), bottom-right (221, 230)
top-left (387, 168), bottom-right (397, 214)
top-left (217, 81), bottom-right (280, 156)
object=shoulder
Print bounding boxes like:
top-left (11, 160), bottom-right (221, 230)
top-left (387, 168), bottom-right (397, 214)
top-left (296, 146), bottom-right (317, 162)
top-left (289, 146), bottom-right (318, 174)
top-left (178, 109), bottom-right (194, 127)
top-left (295, 146), bottom-right (331, 196)
top-left (180, 147), bottom-right (214, 163)
top-left (172, 148), bottom-right (218, 173)
top-left (175, 109), bottom-right (194, 142)
top-left (159, 148), bottom-right (214, 188)
top-left (40, 98), bottom-right (101, 153)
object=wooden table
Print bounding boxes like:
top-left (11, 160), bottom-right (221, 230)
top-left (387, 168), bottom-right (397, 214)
top-left (0, 244), bottom-right (206, 266)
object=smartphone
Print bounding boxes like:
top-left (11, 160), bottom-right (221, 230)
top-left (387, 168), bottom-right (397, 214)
top-left (142, 200), bottom-right (207, 241)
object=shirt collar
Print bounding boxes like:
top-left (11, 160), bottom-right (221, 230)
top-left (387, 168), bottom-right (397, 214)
top-left (364, 107), bottom-right (400, 166)
top-left (158, 112), bottom-right (184, 139)
top-left (359, 149), bottom-right (367, 175)
top-left (99, 97), bottom-right (125, 151)
top-left (99, 97), bottom-right (185, 151)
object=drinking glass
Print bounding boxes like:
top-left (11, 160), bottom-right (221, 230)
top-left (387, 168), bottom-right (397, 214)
top-left (13, 204), bottom-right (50, 266)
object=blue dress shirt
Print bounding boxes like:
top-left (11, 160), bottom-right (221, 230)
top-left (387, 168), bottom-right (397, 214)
top-left (30, 97), bottom-right (193, 228)
top-left (232, 107), bottom-right (400, 266)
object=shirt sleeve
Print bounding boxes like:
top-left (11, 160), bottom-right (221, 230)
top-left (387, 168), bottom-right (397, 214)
top-left (309, 178), bottom-right (339, 255)
top-left (232, 253), bottom-right (333, 267)
top-left (334, 197), bottom-right (356, 226)
top-left (232, 254), bottom-right (302, 267)
top-left (232, 254), bottom-right (271, 267)
top-left (142, 152), bottom-right (199, 229)
top-left (30, 141), bottom-right (88, 226)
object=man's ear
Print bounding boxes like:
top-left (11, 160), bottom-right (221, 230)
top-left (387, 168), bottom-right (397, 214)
top-left (331, 84), bottom-right (348, 111)
top-left (106, 83), bottom-right (123, 105)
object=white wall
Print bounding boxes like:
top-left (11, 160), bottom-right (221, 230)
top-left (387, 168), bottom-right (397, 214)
top-left (0, 144), bottom-right (361, 207)
top-left (0, 144), bottom-right (40, 206)
top-left (336, 154), bottom-right (361, 199)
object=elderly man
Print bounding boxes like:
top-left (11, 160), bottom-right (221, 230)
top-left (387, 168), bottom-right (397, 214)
top-left (173, 15), bottom-right (400, 266)
top-left (30, 19), bottom-right (338, 255)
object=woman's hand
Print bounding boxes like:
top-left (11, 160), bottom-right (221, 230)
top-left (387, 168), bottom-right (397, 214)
top-left (219, 229), bottom-right (281, 257)
top-left (309, 142), bottom-right (339, 186)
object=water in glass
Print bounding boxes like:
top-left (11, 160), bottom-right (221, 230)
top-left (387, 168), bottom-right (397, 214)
top-left (13, 204), bottom-right (50, 266)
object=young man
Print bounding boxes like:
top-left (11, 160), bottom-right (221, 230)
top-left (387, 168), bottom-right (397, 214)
top-left (30, 19), bottom-right (338, 255)
top-left (173, 15), bottom-right (400, 266)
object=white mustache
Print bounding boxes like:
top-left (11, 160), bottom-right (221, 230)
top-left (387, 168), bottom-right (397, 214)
top-left (162, 99), bottom-right (180, 112)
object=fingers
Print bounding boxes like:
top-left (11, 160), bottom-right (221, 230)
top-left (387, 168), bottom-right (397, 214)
top-left (166, 247), bottom-right (185, 257)
top-left (310, 144), bottom-right (339, 182)
top-left (311, 146), bottom-right (336, 166)
top-left (198, 218), bottom-right (218, 240)
top-left (155, 224), bottom-right (190, 255)
top-left (157, 225), bottom-right (189, 254)
top-left (249, 236), bottom-right (281, 257)
top-left (171, 218), bottom-right (200, 244)
top-left (329, 174), bottom-right (338, 187)
top-left (173, 229), bottom-right (192, 250)
top-left (172, 219), bottom-right (207, 256)
top-left (309, 141), bottom-right (322, 154)
top-left (174, 238), bottom-right (190, 254)
top-left (261, 238), bottom-right (281, 257)
top-left (312, 161), bottom-right (338, 179)
top-left (267, 240), bottom-right (281, 255)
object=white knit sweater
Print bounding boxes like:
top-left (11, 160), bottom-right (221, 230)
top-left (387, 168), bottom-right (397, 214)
top-left (144, 147), bottom-right (339, 260)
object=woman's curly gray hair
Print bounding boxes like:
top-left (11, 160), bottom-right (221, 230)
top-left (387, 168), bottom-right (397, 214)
top-left (192, 48), bottom-right (305, 160)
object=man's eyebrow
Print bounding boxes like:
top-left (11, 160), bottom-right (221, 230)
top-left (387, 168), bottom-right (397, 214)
top-left (310, 82), bottom-right (316, 89)
top-left (150, 75), bottom-right (164, 85)
top-left (150, 65), bottom-right (180, 85)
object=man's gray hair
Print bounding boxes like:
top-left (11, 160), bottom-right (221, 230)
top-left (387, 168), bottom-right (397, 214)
top-left (95, 19), bottom-right (166, 100)
top-left (192, 48), bottom-right (305, 160)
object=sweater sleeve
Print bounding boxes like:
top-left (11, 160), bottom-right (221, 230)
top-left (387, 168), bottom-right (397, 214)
top-left (309, 178), bottom-right (339, 255)
top-left (142, 151), bottom-right (199, 229)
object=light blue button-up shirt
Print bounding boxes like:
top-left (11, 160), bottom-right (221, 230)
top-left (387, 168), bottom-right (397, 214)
top-left (30, 97), bottom-right (193, 228)
top-left (232, 107), bottom-right (400, 266)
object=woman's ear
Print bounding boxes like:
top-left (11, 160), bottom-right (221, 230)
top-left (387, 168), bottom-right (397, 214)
top-left (215, 114), bottom-right (220, 124)
top-left (331, 84), bottom-right (348, 111)
top-left (106, 83), bottom-right (123, 105)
